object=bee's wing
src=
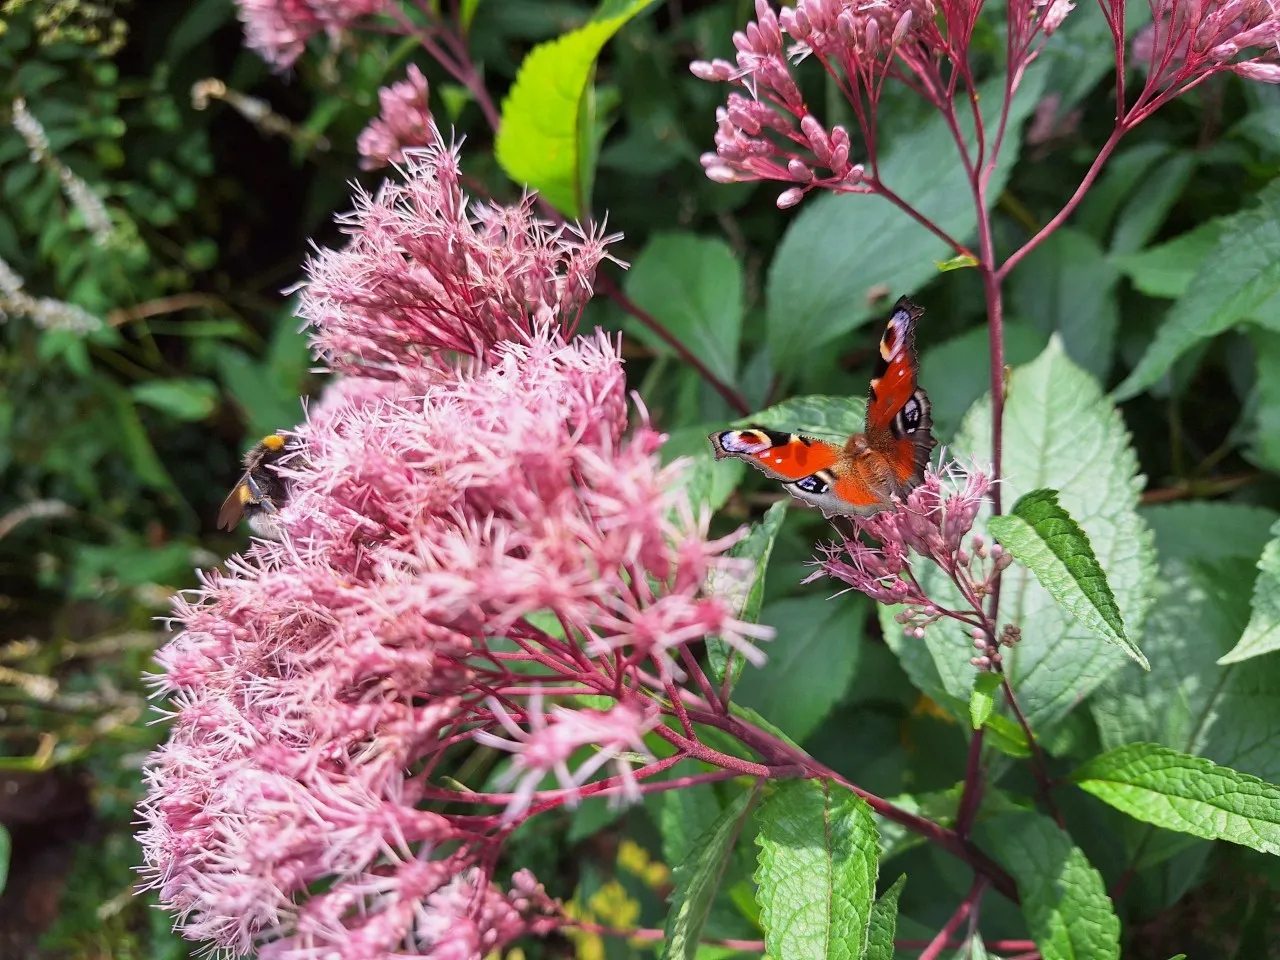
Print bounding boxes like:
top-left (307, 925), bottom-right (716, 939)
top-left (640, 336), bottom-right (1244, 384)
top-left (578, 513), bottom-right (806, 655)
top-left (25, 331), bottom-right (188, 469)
top-left (218, 475), bottom-right (251, 531)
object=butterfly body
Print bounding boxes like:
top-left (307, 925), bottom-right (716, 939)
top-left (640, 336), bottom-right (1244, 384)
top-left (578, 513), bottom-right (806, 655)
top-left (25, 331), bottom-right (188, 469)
top-left (709, 297), bottom-right (936, 518)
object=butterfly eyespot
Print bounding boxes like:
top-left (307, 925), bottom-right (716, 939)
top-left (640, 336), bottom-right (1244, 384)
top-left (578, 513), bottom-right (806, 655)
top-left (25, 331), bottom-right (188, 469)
top-left (794, 474), bottom-right (829, 494)
top-left (901, 397), bottom-right (921, 432)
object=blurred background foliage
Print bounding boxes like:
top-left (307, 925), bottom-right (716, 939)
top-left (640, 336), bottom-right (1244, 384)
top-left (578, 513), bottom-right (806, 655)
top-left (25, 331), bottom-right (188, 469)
top-left (1, 0), bottom-right (1278, 957)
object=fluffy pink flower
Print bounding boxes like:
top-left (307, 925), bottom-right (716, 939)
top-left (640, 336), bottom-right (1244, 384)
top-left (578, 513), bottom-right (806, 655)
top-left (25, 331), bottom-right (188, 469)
top-left (236, 0), bottom-right (386, 69)
top-left (299, 133), bottom-right (622, 372)
top-left (140, 139), bottom-right (770, 957)
top-left (358, 64), bottom-right (437, 170)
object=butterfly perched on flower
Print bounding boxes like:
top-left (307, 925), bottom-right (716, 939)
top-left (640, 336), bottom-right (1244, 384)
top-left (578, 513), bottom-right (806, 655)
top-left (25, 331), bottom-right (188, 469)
top-left (709, 296), bottom-right (936, 518)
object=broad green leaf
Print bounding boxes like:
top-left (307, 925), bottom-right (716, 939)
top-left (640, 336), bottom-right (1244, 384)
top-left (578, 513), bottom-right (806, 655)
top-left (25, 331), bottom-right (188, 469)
top-left (1141, 502), bottom-right (1280, 564)
top-left (987, 813), bottom-right (1121, 960)
top-left (1250, 329), bottom-right (1280, 473)
top-left (131, 377), bottom-right (219, 421)
top-left (1076, 143), bottom-right (1171, 239)
top-left (1109, 151), bottom-right (1196, 256)
top-left (744, 394), bottom-right (866, 438)
top-left (664, 786), bottom-right (754, 959)
top-left (623, 232), bottom-right (743, 384)
top-left (970, 672), bottom-right (1002, 730)
top-left (1218, 519), bottom-right (1280, 664)
top-left (989, 488), bottom-right (1146, 669)
top-left (706, 500), bottom-right (788, 689)
top-left (1114, 177), bottom-right (1280, 400)
top-left (1113, 219), bottom-right (1228, 300)
top-left (1073, 742), bottom-right (1280, 855)
top-left (919, 321), bottom-right (1048, 439)
top-left (666, 425), bottom-right (742, 514)
top-left (765, 66), bottom-right (1045, 372)
top-left (215, 346), bottom-right (305, 439)
top-left (885, 338), bottom-right (1156, 731)
top-left (1008, 228), bottom-right (1118, 378)
top-left (495, 0), bottom-right (655, 217)
top-left (755, 780), bottom-right (879, 960)
top-left (734, 593), bottom-right (865, 743)
top-left (865, 874), bottom-right (907, 960)
top-left (656, 773), bottom-right (724, 868)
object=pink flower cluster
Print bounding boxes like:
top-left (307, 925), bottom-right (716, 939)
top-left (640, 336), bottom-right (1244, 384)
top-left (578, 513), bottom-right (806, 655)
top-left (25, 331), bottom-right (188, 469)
top-left (300, 131), bottom-right (619, 372)
top-left (1132, 0), bottom-right (1280, 91)
top-left (236, 0), bottom-right (386, 69)
top-left (138, 142), bottom-right (769, 957)
top-left (807, 460), bottom-right (1013, 668)
top-left (358, 64), bottom-right (438, 170)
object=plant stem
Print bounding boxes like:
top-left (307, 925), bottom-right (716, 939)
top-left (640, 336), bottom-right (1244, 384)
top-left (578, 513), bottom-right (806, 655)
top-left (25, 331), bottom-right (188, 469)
top-left (955, 728), bottom-right (986, 839)
top-left (919, 878), bottom-right (987, 960)
top-left (597, 272), bottom-right (751, 416)
top-left (1001, 676), bottom-right (1064, 828)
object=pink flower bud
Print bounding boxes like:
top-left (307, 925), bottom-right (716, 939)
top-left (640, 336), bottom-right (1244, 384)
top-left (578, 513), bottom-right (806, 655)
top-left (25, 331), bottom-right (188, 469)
top-left (706, 164), bottom-right (740, 183)
top-left (1235, 61), bottom-right (1280, 83)
top-left (777, 187), bottom-right (806, 208)
top-left (787, 158), bottom-right (814, 181)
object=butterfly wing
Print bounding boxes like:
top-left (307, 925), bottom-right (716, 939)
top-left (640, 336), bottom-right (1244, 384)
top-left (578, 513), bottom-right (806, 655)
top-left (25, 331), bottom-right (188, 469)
top-left (862, 296), bottom-right (935, 490)
top-left (709, 428), bottom-right (862, 514)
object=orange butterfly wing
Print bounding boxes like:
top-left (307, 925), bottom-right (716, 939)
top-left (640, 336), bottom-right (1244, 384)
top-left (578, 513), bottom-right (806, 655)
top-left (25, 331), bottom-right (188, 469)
top-left (708, 429), bottom-right (839, 481)
top-left (862, 297), bottom-right (934, 489)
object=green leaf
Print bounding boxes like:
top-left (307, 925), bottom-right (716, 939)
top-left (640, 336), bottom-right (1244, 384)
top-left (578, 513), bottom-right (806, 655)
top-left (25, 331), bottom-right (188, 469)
top-left (657, 776), bottom-right (724, 868)
top-left (667, 426), bottom-right (742, 514)
top-left (495, 0), bottom-right (655, 217)
top-left (989, 488), bottom-right (1146, 670)
top-left (1113, 219), bottom-right (1228, 300)
top-left (460, 0), bottom-right (484, 31)
top-left (664, 786), bottom-right (754, 959)
top-left (1108, 150), bottom-right (1196, 256)
top-left (1250, 329), bottom-right (1280, 473)
top-left (765, 66), bottom-right (1046, 373)
top-left (885, 338), bottom-right (1156, 731)
top-left (1218, 519), bottom-right (1280, 664)
top-left (215, 346), bottom-right (304, 438)
top-left (936, 253), bottom-right (979, 272)
top-left (744, 394), bottom-right (866, 438)
top-left (987, 813), bottom-right (1121, 960)
top-left (706, 500), bottom-right (788, 689)
top-left (1114, 177), bottom-right (1280, 400)
top-left (623, 232), bottom-right (743, 384)
top-left (865, 874), bottom-right (907, 960)
top-left (1073, 742), bottom-right (1280, 855)
top-left (0, 824), bottom-right (9, 895)
top-left (755, 780), bottom-right (879, 960)
top-left (918, 321), bottom-right (1048, 440)
top-left (733, 593), bottom-right (865, 743)
top-left (1009, 228), bottom-right (1118, 378)
top-left (131, 378), bottom-right (219, 421)
top-left (1141, 501), bottom-right (1280, 564)
top-left (970, 672), bottom-right (1002, 730)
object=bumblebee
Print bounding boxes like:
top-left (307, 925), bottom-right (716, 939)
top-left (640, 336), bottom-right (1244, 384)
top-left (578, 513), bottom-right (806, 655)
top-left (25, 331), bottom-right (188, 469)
top-left (217, 433), bottom-right (295, 540)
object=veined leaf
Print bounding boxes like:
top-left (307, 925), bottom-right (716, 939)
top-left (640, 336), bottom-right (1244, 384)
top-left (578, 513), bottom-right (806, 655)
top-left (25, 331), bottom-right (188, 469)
top-left (1218, 519), bottom-right (1280, 664)
top-left (743, 394), bottom-right (866, 439)
top-left (970, 672), bottom-right (1002, 730)
top-left (706, 500), bottom-right (788, 689)
top-left (664, 785), bottom-right (754, 959)
top-left (884, 337), bottom-right (1156, 732)
top-left (495, 0), bottom-right (655, 217)
top-left (755, 779), bottom-right (879, 960)
top-left (1073, 742), bottom-right (1280, 855)
top-left (865, 874), bottom-right (907, 960)
top-left (1114, 176), bottom-right (1280, 400)
top-left (987, 813), bottom-right (1121, 960)
top-left (989, 489), bottom-right (1146, 669)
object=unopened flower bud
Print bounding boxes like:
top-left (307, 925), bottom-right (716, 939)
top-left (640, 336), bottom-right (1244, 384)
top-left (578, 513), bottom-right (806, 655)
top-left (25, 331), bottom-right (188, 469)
top-left (787, 158), bottom-right (813, 181)
top-left (800, 115), bottom-right (832, 163)
top-left (913, 626), bottom-right (926, 639)
top-left (1235, 62), bottom-right (1280, 83)
top-left (705, 165), bottom-right (739, 183)
top-left (777, 187), bottom-right (805, 209)
top-left (892, 10), bottom-right (914, 45)
top-left (970, 628), bottom-right (985, 640)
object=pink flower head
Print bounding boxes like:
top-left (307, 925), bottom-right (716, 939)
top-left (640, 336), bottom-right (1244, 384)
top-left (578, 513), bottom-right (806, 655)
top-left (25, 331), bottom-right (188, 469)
top-left (140, 137), bottom-right (770, 957)
top-left (358, 64), bottom-right (437, 170)
top-left (1130, 0), bottom-right (1280, 95)
top-left (299, 133), bottom-right (623, 372)
top-left (236, 0), bottom-right (386, 70)
top-left (474, 690), bottom-right (659, 821)
top-left (806, 459), bottom-right (1008, 638)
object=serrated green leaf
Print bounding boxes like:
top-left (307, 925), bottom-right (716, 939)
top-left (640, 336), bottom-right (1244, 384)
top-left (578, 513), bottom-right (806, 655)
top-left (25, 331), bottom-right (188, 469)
top-left (970, 672), bottom-right (1002, 730)
top-left (1141, 502), bottom-right (1280, 564)
top-left (707, 500), bottom-right (787, 689)
top-left (131, 377), bottom-right (219, 421)
top-left (987, 813), bottom-right (1120, 960)
top-left (1218, 519), bottom-right (1280, 664)
top-left (989, 488), bottom-right (1146, 669)
top-left (664, 786), bottom-right (754, 959)
top-left (865, 874), bottom-right (906, 960)
top-left (624, 232), bottom-right (743, 385)
top-left (1073, 742), bottom-right (1280, 855)
top-left (495, 0), bottom-right (655, 217)
top-left (884, 338), bottom-right (1156, 732)
top-left (765, 66), bottom-right (1046, 373)
top-left (658, 777), bottom-right (724, 868)
top-left (734, 594), bottom-right (864, 743)
top-left (742, 394), bottom-right (866, 439)
top-left (1114, 177), bottom-right (1280, 400)
top-left (755, 780), bottom-right (879, 960)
